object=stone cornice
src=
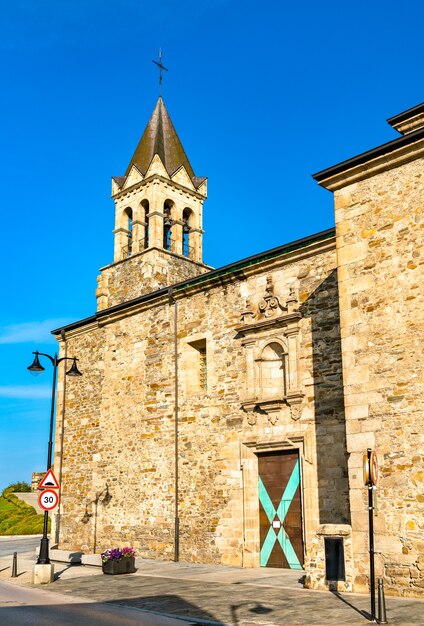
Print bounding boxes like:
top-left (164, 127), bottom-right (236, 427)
top-left (313, 129), bottom-right (424, 191)
top-left (99, 246), bottom-right (211, 272)
top-left (52, 230), bottom-right (336, 338)
top-left (235, 312), bottom-right (302, 338)
top-left (112, 173), bottom-right (206, 201)
top-left (56, 320), bottom-right (100, 341)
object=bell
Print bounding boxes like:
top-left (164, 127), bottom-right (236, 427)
top-left (183, 220), bottom-right (191, 234)
top-left (66, 358), bottom-right (83, 377)
top-left (164, 216), bottom-right (172, 227)
top-left (27, 352), bottom-right (45, 376)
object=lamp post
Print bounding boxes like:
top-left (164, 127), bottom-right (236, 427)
top-left (27, 350), bottom-right (82, 565)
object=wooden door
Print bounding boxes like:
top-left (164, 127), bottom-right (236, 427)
top-left (258, 450), bottom-right (303, 569)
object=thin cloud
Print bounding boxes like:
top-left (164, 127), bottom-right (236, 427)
top-left (0, 319), bottom-right (72, 344)
top-left (0, 385), bottom-right (51, 399)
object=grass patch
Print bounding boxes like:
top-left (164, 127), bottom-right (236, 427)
top-left (6, 481), bottom-right (31, 493)
top-left (0, 497), bottom-right (15, 514)
top-left (0, 490), bottom-right (49, 535)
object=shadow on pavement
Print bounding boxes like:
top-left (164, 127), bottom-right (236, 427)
top-left (0, 600), bottom-right (222, 626)
top-left (54, 563), bottom-right (84, 581)
top-left (330, 590), bottom-right (371, 620)
top-left (230, 601), bottom-right (274, 626)
top-left (106, 594), bottom-right (225, 625)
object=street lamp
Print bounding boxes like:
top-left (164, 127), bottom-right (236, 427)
top-left (27, 350), bottom-right (82, 565)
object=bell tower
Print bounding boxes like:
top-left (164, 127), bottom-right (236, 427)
top-left (96, 97), bottom-right (209, 310)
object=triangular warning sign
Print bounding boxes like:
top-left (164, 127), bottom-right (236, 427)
top-left (38, 469), bottom-right (60, 490)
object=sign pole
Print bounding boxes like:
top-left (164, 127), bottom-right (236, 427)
top-left (364, 447), bottom-right (377, 622)
top-left (368, 473), bottom-right (376, 621)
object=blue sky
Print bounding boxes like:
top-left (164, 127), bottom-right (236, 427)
top-left (0, 0), bottom-right (422, 491)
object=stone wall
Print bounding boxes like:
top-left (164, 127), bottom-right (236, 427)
top-left (96, 247), bottom-right (210, 310)
top-left (52, 324), bottom-right (106, 551)
top-left (31, 472), bottom-right (44, 492)
top-left (53, 238), bottom-right (350, 576)
top-left (334, 157), bottom-right (424, 596)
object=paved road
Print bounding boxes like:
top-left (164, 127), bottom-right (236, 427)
top-left (0, 536), bottom-right (41, 559)
top-left (1, 538), bottom-right (423, 625)
top-left (45, 572), bottom-right (420, 625)
top-left (0, 580), bottom-right (195, 626)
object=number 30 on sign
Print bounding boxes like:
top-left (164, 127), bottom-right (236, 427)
top-left (38, 489), bottom-right (59, 511)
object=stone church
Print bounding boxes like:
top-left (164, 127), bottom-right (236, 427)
top-left (51, 98), bottom-right (424, 597)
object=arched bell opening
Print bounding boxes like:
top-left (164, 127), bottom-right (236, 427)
top-left (123, 207), bottom-right (133, 257)
top-left (141, 199), bottom-right (149, 250)
top-left (163, 199), bottom-right (174, 250)
top-left (182, 207), bottom-right (193, 258)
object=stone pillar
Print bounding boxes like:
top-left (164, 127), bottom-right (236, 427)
top-left (286, 327), bottom-right (299, 393)
top-left (172, 221), bottom-right (183, 255)
top-left (242, 340), bottom-right (256, 403)
top-left (189, 229), bottom-right (203, 262)
top-left (131, 220), bottom-right (145, 255)
top-left (113, 228), bottom-right (130, 261)
top-left (240, 446), bottom-right (260, 567)
top-left (148, 181), bottom-right (164, 249)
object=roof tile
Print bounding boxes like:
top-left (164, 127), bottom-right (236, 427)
top-left (124, 97), bottom-right (196, 180)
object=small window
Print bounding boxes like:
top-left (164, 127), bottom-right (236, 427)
top-left (198, 344), bottom-right (207, 390)
top-left (186, 339), bottom-right (207, 394)
top-left (324, 537), bottom-right (346, 581)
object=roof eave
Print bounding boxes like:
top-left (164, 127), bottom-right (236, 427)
top-left (313, 127), bottom-right (424, 191)
top-left (387, 102), bottom-right (424, 127)
top-left (52, 228), bottom-right (336, 336)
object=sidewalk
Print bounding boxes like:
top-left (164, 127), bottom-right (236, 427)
top-left (1, 547), bottom-right (423, 625)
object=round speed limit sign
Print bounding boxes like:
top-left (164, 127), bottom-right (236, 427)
top-left (363, 449), bottom-right (379, 486)
top-left (38, 489), bottom-right (59, 511)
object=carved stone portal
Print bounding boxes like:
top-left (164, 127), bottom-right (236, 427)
top-left (257, 277), bottom-right (286, 319)
top-left (238, 278), bottom-right (304, 425)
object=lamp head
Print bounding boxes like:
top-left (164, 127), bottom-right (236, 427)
top-left (27, 352), bottom-right (45, 377)
top-left (66, 358), bottom-right (82, 377)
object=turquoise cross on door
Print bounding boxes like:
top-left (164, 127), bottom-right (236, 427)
top-left (258, 451), bottom-right (303, 569)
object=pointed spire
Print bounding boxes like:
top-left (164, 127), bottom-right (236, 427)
top-left (124, 97), bottom-right (196, 181)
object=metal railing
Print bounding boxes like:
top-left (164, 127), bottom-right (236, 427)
top-left (121, 239), bottom-right (150, 259)
top-left (121, 240), bottom-right (194, 260)
top-left (121, 243), bottom-right (132, 259)
top-left (169, 240), bottom-right (194, 259)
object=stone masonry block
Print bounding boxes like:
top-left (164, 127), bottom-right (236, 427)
top-left (32, 564), bottom-right (54, 585)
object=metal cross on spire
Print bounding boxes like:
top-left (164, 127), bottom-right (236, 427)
top-left (152, 48), bottom-right (168, 97)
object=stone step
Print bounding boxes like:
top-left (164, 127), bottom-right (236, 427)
top-left (50, 548), bottom-right (83, 564)
top-left (81, 553), bottom-right (102, 567)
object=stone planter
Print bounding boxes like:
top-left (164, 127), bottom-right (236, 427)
top-left (102, 556), bottom-right (136, 575)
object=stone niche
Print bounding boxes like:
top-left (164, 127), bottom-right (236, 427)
top-left (236, 276), bottom-right (304, 425)
top-left (304, 524), bottom-right (354, 592)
